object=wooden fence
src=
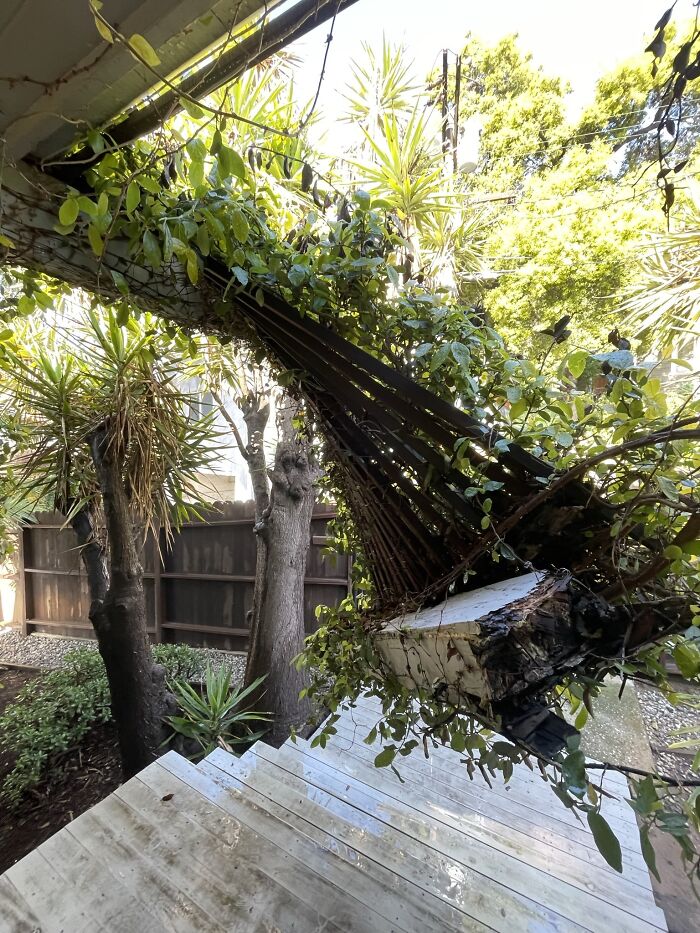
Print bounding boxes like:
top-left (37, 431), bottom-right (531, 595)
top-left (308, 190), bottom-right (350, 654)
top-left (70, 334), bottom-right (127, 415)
top-left (17, 502), bottom-right (350, 652)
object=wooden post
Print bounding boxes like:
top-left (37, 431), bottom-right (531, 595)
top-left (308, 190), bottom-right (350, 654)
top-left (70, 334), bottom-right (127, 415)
top-left (152, 522), bottom-right (164, 644)
top-left (452, 54), bottom-right (461, 173)
top-left (441, 49), bottom-right (449, 156)
top-left (16, 526), bottom-right (28, 636)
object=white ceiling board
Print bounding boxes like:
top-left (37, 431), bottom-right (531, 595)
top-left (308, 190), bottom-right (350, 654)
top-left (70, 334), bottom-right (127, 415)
top-left (0, 0), bottom-right (266, 161)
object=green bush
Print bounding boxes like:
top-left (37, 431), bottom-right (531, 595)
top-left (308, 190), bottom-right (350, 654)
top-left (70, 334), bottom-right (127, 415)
top-left (0, 643), bottom-right (205, 804)
top-left (153, 643), bottom-right (203, 682)
top-left (0, 649), bottom-right (111, 805)
top-left (167, 667), bottom-right (269, 758)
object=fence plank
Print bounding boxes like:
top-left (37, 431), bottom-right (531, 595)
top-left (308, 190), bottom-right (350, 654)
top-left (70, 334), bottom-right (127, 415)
top-left (20, 504), bottom-right (349, 651)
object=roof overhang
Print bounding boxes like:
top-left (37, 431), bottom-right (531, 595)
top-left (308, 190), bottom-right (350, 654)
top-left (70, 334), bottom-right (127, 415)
top-left (0, 0), bottom-right (350, 165)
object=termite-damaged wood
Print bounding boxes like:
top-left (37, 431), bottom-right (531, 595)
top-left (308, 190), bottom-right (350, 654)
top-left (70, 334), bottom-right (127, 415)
top-left (373, 571), bottom-right (685, 757)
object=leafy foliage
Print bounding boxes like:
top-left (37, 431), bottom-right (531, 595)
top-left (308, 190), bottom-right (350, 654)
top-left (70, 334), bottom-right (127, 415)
top-left (166, 668), bottom-right (270, 757)
top-left (1, 307), bottom-right (220, 539)
top-left (0, 650), bottom-right (110, 805)
top-left (0, 644), bottom-right (206, 804)
top-left (1, 28), bottom-right (698, 880)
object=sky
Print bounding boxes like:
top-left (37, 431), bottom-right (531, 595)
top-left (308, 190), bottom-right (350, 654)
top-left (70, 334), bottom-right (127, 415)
top-left (288, 0), bottom-right (697, 135)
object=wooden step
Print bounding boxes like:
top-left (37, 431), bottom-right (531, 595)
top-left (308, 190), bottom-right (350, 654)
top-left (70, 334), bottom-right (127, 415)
top-left (190, 750), bottom-right (475, 933)
top-left (210, 744), bottom-right (595, 932)
top-left (268, 739), bottom-right (664, 932)
top-left (133, 752), bottom-right (392, 933)
top-left (201, 747), bottom-right (487, 932)
top-left (324, 721), bottom-right (644, 857)
top-left (285, 735), bottom-right (657, 904)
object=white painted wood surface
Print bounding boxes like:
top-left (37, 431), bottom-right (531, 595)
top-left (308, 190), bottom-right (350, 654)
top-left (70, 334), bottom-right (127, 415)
top-left (0, 694), bottom-right (667, 932)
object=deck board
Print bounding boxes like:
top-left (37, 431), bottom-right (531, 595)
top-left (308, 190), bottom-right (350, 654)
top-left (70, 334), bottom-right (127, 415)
top-left (249, 742), bottom-right (662, 931)
top-left (0, 693), bottom-right (666, 932)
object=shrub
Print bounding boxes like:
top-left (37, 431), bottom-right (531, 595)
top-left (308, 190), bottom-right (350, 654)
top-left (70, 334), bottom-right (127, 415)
top-left (167, 667), bottom-right (269, 758)
top-left (0, 643), bottom-right (205, 804)
top-left (0, 649), bottom-right (111, 805)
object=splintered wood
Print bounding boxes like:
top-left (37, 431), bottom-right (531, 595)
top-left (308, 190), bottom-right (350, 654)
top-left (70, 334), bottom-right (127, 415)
top-left (374, 572), bottom-right (591, 708)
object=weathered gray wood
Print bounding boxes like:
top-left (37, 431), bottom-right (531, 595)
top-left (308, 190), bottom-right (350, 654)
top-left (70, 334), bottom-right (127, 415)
top-left (0, 875), bottom-right (46, 933)
top-left (36, 829), bottom-right (169, 933)
top-left (287, 738), bottom-right (657, 914)
top-left (326, 720), bottom-right (643, 855)
top-left (176, 752), bottom-right (477, 933)
top-left (343, 701), bottom-right (636, 823)
top-left (254, 742), bottom-right (664, 932)
top-left (374, 573), bottom-right (592, 712)
top-left (20, 503), bottom-right (348, 649)
top-left (124, 759), bottom-right (390, 933)
top-left (206, 746), bottom-right (591, 933)
top-left (3, 848), bottom-right (103, 932)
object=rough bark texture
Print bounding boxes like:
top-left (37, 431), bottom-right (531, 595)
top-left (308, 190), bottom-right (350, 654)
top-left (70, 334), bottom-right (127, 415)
top-left (244, 402), bottom-right (318, 746)
top-left (81, 425), bottom-right (171, 777)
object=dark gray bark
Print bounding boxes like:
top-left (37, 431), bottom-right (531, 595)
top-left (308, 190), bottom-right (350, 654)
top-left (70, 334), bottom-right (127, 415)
top-left (73, 425), bottom-right (171, 777)
top-left (244, 401), bottom-right (318, 746)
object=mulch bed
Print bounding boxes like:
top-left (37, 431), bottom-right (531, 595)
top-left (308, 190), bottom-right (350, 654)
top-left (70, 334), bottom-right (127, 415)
top-left (0, 666), bottom-right (122, 874)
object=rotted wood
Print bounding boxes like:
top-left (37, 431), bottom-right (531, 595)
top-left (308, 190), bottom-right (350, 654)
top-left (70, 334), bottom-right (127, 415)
top-left (373, 572), bottom-right (688, 756)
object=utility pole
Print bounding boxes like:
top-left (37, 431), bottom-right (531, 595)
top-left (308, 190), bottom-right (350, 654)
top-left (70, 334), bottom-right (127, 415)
top-left (453, 54), bottom-right (462, 173)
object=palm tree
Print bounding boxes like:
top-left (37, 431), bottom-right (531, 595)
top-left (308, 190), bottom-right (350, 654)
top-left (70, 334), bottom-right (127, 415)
top-left (2, 307), bottom-right (217, 775)
top-left (621, 188), bottom-right (700, 357)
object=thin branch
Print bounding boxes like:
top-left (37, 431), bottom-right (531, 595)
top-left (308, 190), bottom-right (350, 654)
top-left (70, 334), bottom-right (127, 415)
top-left (211, 388), bottom-right (249, 461)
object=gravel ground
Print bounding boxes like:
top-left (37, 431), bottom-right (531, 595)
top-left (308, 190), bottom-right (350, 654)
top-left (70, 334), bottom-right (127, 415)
top-left (0, 627), bottom-right (246, 683)
top-left (636, 679), bottom-right (700, 785)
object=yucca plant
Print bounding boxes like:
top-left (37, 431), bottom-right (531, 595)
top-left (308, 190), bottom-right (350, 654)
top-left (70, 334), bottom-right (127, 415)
top-left (342, 37), bottom-right (420, 133)
top-left (167, 669), bottom-right (270, 757)
top-left (0, 305), bottom-right (221, 777)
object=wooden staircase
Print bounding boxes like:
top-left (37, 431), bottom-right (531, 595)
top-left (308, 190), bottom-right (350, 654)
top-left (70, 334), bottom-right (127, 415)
top-left (0, 696), bottom-right (667, 932)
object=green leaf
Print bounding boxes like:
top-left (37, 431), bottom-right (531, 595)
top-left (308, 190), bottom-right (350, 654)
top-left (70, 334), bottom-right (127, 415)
top-left (59, 198), bottom-right (79, 227)
top-left (587, 812), bottom-right (622, 872)
top-left (125, 181), bottom-right (141, 214)
top-left (451, 341), bottom-right (471, 368)
top-left (186, 250), bottom-right (199, 285)
top-left (128, 33), bottom-right (161, 67)
top-left (231, 209), bottom-right (250, 243)
top-left (93, 14), bottom-right (113, 44)
top-left (0, 233), bottom-right (15, 249)
top-left (556, 432), bottom-right (574, 448)
top-left (110, 269), bottom-right (129, 296)
top-left (639, 828), bottom-right (661, 882)
top-left (142, 229), bottom-right (162, 267)
top-left (374, 746), bottom-right (397, 768)
top-left (181, 97), bottom-right (205, 120)
top-left (219, 146), bottom-right (246, 181)
top-left (673, 642), bottom-right (700, 679)
top-left (231, 265), bottom-right (248, 286)
top-left (568, 349), bottom-right (588, 379)
top-left (87, 223), bottom-right (103, 256)
top-left (87, 130), bottom-right (105, 154)
top-left (509, 398), bottom-right (528, 420)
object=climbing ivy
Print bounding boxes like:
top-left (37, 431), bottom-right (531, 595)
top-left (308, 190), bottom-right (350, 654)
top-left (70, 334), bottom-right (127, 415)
top-left (2, 51), bottom-right (699, 882)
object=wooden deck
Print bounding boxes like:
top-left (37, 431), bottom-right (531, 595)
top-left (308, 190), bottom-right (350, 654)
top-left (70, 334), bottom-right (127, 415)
top-left (0, 695), bottom-right (667, 932)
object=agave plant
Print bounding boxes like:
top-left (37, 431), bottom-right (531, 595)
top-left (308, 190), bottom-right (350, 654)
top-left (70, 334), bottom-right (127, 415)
top-left (167, 668), bottom-right (270, 757)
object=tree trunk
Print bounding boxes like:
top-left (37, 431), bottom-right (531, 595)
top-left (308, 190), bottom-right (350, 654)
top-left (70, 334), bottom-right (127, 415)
top-left (85, 425), bottom-right (171, 777)
top-left (244, 402), bottom-right (319, 745)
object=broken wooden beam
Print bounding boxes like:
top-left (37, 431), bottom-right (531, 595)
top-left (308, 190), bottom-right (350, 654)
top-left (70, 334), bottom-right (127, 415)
top-left (372, 571), bottom-right (637, 756)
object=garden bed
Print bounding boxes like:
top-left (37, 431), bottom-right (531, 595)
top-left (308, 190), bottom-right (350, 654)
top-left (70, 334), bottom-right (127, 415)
top-left (0, 667), bottom-right (122, 873)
